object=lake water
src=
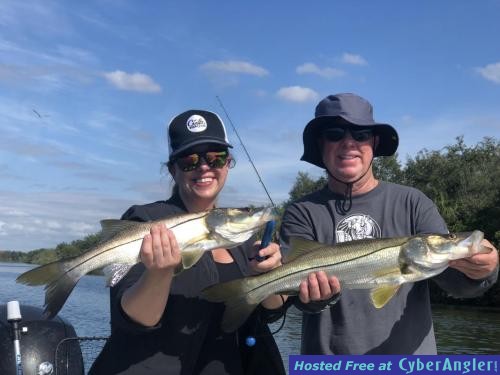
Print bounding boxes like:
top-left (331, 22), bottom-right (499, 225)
top-left (1, 263), bottom-right (499, 373)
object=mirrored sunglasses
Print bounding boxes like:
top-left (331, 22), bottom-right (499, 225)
top-left (175, 151), bottom-right (230, 172)
top-left (323, 127), bottom-right (374, 143)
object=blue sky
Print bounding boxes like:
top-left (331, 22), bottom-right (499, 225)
top-left (1, 0), bottom-right (499, 251)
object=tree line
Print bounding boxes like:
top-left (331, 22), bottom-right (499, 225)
top-left (0, 234), bottom-right (101, 267)
top-left (1, 136), bottom-right (499, 305)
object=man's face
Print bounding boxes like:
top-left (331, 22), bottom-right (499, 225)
top-left (320, 126), bottom-right (378, 183)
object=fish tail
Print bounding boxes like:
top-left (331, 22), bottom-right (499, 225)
top-left (202, 276), bottom-right (266, 333)
top-left (16, 259), bottom-right (85, 319)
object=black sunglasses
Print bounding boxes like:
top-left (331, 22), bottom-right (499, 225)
top-left (174, 151), bottom-right (230, 172)
top-left (323, 127), bottom-right (374, 143)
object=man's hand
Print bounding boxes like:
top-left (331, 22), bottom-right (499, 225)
top-left (449, 239), bottom-right (499, 279)
top-left (299, 271), bottom-right (341, 304)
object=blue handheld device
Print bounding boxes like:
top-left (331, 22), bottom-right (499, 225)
top-left (255, 220), bottom-right (275, 262)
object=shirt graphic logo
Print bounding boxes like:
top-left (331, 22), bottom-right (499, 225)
top-left (186, 115), bottom-right (207, 132)
top-left (336, 214), bottom-right (381, 243)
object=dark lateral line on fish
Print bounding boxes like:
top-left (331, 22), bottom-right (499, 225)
top-left (46, 237), bottom-right (144, 287)
top-left (243, 245), bottom-right (403, 295)
top-left (48, 209), bottom-right (262, 287)
top-left (47, 211), bottom-right (216, 286)
top-left (167, 211), bottom-right (210, 229)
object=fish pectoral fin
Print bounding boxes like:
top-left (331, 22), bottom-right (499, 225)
top-left (286, 237), bottom-right (325, 262)
top-left (370, 285), bottom-right (401, 309)
top-left (181, 250), bottom-right (206, 271)
top-left (100, 219), bottom-right (139, 242)
top-left (103, 264), bottom-right (134, 287)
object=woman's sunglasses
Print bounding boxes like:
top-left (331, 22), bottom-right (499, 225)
top-left (323, 127), bottom-right (374, 143)
top-left (174, 151), bottom-right (230, 172)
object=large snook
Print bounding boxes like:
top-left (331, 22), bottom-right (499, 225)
top-left (202, 230), bottom-right (492, 333)
top-left (17, 207), bottom-right (275, 319)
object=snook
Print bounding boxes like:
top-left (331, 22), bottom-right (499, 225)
top-left (202, 231), bottom-right (491, 332)
top-left (17, 207), bottom-right (275, 319)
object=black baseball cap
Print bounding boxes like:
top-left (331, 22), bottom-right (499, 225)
top-left (167, 110), bottom-right (233, 161)
top-left (301, 93), bottom-right (399, 168)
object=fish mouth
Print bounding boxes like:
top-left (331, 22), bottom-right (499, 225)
top-left (429, 231), bottom-right (483, 255)
top-left (211, 206), bottom-right (276, 242)
top-left (456, 230), bottom-right (483, 249)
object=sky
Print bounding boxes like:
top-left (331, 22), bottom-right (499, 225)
top-left (1, 0), bottom-right (499, 251)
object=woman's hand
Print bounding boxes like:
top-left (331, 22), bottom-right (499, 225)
top-left (140, 224), bottom-right (182, 275)
top-left (249, 241), bottom-right (282, 274)
top-left (251, 242), bottom-right (284, 310)
top-left (121, 224), bottom-right (181, 326)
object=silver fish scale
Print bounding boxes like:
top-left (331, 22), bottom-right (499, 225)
top-left (63, 212), bottom-right (211, 275)
top-left (246, 238), bottom-right (413, 303)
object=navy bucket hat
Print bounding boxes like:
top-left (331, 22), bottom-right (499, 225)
top-left (301, 93), bottom-right (399, 168)
top-left (167, 109), bottom-right (233, 161)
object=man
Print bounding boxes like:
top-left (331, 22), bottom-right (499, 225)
top-left (280, 93), bottom-right (499, 354)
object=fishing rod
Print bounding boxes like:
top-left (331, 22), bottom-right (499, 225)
top-left (216, 96), bottom-right (287, 346)
top-left (216, 96), bottom-right (276, 208)
top-left (216, 95), bottom-right (277, 260)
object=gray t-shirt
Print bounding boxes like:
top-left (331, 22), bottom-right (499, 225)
top-left (280, 181), bottom-right (498, 354)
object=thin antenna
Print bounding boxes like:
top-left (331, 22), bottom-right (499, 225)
top-left (216, 96), bottom-right (276, 207)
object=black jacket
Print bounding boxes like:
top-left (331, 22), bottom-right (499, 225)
top-left (89, 195), bottom-right (285, 375)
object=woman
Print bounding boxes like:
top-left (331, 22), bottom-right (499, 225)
top-left (89, 109), bottom-right (286, 375)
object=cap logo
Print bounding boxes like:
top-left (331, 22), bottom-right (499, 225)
top-left (186, 115), bottom-right (207, 133)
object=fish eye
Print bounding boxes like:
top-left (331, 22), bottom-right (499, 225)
top-left (449, 233), bottom-right (457, 240)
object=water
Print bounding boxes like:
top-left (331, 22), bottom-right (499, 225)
top-left (1, 263), bottom-right (499, 374)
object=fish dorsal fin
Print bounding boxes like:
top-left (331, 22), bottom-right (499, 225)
top-left (286, 237), bottom-right (325, 262)
top-left (370, 285), bottom-right (401, 309)
top-left (100, 219), bottom-right (138, 242)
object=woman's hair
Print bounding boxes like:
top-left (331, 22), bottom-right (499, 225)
top-left (170, 182), bottom-right (179, 196)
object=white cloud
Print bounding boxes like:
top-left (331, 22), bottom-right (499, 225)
top-left (476, 62), bottom-right (500, 84)
top-left (341, 52), bottom-right (368, 66)
top-left (276, 86), bottom-right (319, 102)
top-left (103, 70), bottom-right (162, 93)
top-left (0, 190), bottom-right (134, 250)
top-left (200, 60), bottom-right (269, 76)
top-left (296, 63), bottom-right (345, 79)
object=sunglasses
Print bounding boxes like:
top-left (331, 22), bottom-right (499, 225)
top-left (323, 127), bottom-right (374, 143)
top-left (174, 151), bottom-right (230, 172)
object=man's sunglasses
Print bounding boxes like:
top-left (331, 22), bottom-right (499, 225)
top-left (174, 151), bottom-right (230, 172)
top-left (323, 127), bottom-right (374, 143)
